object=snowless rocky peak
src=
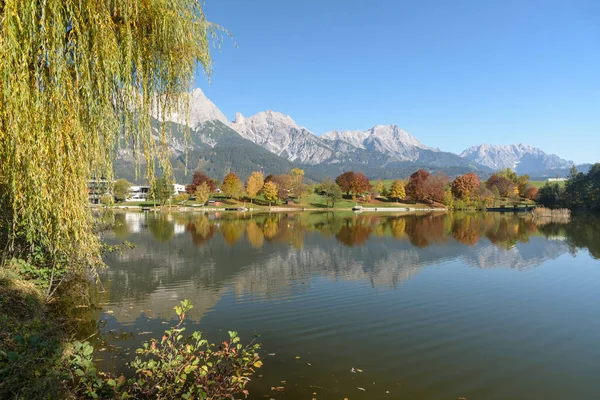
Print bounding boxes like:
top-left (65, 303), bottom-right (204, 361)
top-left (163, 88), bottom-right (230, 129)
top-left (322, 130), bottom-right (368, 149)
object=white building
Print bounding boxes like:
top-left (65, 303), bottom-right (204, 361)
top-left (127, 185), bottom-right (151, 202)
top-left (125, 183), bottom-right (186, 202)
top-left (173, 183), bottom-right (187, 195)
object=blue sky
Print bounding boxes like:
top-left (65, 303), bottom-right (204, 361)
top-left (195, 0), bottom-right (599, 164)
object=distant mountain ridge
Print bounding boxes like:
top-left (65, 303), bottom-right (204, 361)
top-left (116, 88), bottom-right (582, 181)
top-left (459, 143), bottom-right (574, 174)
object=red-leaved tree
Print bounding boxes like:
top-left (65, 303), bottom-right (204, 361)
top-left (350, 172), bottom-right (372, 196)
top-left (336, 171), bottom-right (355, 196)
top-left (406, 169), bottom-right (430, 201)
top-left (524, 185), bottom-right (539, 200)
top-left (423, 173), bottom-right (449, 203)
top-left (188, 171), bottom-right (216, 193)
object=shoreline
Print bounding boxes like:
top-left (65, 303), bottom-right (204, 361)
top-left (92, 205), bottom-right (448, 213)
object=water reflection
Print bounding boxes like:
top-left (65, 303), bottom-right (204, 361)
top-left (108, 211), bottom-right (600, 256)
top-left (97, 211), bottom-right (600, 322)
top-left (96, 211), bottom-right (600, 399)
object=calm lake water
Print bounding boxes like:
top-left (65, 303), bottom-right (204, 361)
top-left (96, 211), bottom-right (600, 400)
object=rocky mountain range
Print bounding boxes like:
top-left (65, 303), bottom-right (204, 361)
top-left (116, 88), bottom-right (582, 181)
top-left (460, 144), bottom-right (574, 174)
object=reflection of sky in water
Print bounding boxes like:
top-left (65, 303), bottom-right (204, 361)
top-left (96, 212), bottom-right (600, 400)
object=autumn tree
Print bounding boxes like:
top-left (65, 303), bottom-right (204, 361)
top-left (389, 180), bottom-right (406, 202)
top-left (496, 168), bottom-right (530, 196)
top-left (486, 174), bottom-right (515, 197)
top-left (451, 173), bottom-right (480, 200)
top-left (375, 180), bottom-right (385, 196)
top-left (0, 0), bottom-right (221, 270)
top-left (0, 0), bottom-right (224, 285)
top-left (524, 185), bottom-right (539, 201)
top-left (336, 171), bottom-right (371, 197)
top-left (423, 173), bottom-right (448, 203)
top-left (290, 168), bottom-right (308, 201)
top-left (114, 179), bottom-right (132, 202)
top-left (405, 169), bottom-right (431, 201)
top-left (189, 171), bottom-right (216, 193)
top-left (262, 181), bottom-right (279, 205)
top-left (335, 172), bottom-right (355, 196)
top-left (271, 174), bottom-right (292, 201)
top-left (195, 182), bottom-right (211, 206)
top-left (350, 172), bottom-right (372, 197)
top-left (245, 172), bottom-right (264, 203)
top-left (221, 172), bottom-right (244, 199)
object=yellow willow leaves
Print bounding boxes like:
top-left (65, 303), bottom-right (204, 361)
top-left (0, 0), bottom-right (220, 272)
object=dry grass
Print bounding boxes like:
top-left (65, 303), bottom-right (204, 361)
top-left (532, 207), bottom-right (571, 224)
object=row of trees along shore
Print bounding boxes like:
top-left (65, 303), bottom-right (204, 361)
top-left (145, 167), bottom-right (540, 209)
top-left (538, 164), bottom-right (600, 210)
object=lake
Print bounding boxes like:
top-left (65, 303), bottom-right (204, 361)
top-left (95, 211), bottom-right (600, 399)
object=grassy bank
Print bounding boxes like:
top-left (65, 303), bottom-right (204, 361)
top-left (0, 268), bottom-right (81, 399)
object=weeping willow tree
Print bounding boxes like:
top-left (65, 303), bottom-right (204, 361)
top-left (0, 0), bottom-right (219, 288)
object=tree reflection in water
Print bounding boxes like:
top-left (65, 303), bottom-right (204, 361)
top-left (112, 211), bottom-right (600, 259)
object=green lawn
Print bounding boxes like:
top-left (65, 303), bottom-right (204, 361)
top-left (530, 180), bottom-right (565, 189)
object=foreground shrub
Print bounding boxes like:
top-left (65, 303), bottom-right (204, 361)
top-left (126, 300), bottom-right (262, 399)
top-left (1, 296), bottom-right (262, 400)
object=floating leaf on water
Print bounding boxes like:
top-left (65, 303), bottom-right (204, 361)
top-left (307, 362), bottom-right (312, 366)
top-left (138, 331), bottom-right (153, 335)
top-left (271, 386), bottom-right (285, 392)
top-left (295, 356), bottom-right (301, 359)
top-left (358, 387), bottom-right (366, 391)
top-left (268, 353), bottom-right (276, 356)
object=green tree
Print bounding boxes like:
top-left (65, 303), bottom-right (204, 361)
top-left (262, 181), bottom-right (279, 206)
top-left (326, 183), bottom-right (343, 208)
top-left (0, 0), bottom-right (220, 286)
top-left (319, 179), bottom-right (343, 207)
top-left (151, 177), bottom-right (173, 206)
top-left (389, 180), bottom-right (406, 202)
top-left (221, 172), bottom-right (244, 199)
top-left (113, 179), bottom-right (132, 202)
top-left (538, 183), bottom-right (564, 208)
top-left (195, 182), bottom-right (211, 206)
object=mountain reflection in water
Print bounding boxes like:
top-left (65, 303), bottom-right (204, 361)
top-left (96, 211), bottom-right (600, 400)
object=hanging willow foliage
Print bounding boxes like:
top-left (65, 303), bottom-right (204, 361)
top-left (0, 0), bottom-right (218, 277)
